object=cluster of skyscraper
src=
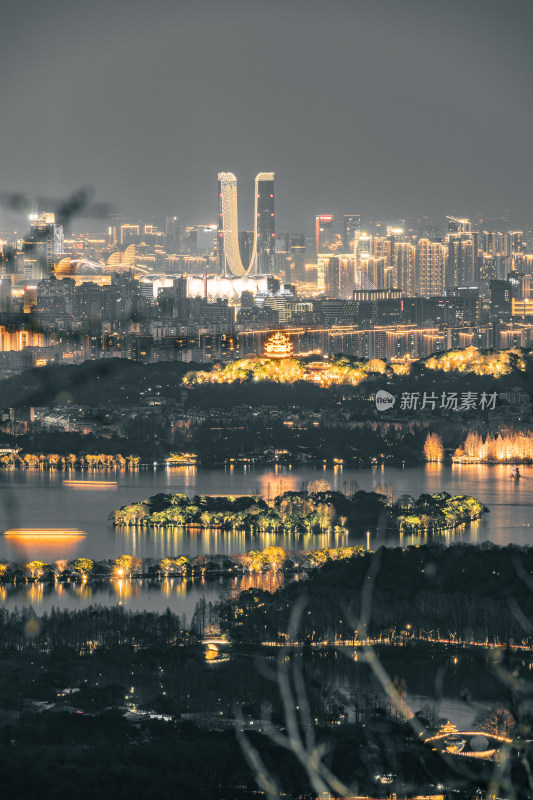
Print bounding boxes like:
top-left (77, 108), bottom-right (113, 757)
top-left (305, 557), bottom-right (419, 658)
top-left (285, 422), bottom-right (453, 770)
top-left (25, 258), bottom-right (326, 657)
top-left (317, 215), bottom-right (530, 301)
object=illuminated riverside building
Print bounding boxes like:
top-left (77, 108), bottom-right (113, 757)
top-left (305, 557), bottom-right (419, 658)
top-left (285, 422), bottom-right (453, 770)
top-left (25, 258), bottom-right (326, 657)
top-left (217, 172), bottom-right (275, 275)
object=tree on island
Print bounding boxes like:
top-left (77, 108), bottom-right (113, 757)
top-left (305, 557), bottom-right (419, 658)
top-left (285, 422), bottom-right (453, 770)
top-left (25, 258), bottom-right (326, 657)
top-left (70, 558), bottom-right (94, 579)
top-left (25, 561), bottom-right (47, 580)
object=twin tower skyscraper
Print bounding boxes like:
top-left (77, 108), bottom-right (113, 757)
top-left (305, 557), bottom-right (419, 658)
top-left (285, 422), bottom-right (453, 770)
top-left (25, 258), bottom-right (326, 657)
top-left (217, 172), bottom-right (275, 276)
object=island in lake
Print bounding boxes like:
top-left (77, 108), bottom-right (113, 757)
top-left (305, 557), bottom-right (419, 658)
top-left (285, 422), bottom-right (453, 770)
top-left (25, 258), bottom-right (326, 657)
top-left (112, 489), bottom-right (487, 536)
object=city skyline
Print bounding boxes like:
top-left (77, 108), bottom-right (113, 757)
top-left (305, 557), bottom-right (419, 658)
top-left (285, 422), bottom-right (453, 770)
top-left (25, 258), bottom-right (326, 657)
top-left (0, 0), bottom-right (532, 228)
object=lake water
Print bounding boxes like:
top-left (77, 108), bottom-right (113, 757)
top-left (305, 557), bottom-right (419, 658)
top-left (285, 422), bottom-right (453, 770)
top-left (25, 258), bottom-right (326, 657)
top-left (1, 459), bottom-right (528, 733)
top-left (0, 463), bottom-right (532, 562)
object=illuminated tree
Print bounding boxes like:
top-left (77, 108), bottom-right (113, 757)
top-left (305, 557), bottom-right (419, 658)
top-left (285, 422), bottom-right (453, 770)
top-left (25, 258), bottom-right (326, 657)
top-left (423, 432), bottom-right (444, 462)
top-left (71, 558), bottom-right (94, 578)
top-left (113, 555), bottom-right (142, 578)
top-left (25, 561), bottom-right (47, 579)
top-left (54, 559), bottom-right (69, 577)
top-left (262, 546), bottom-right (285, 572)
top-left (173, 556), bottom-right (192, 576)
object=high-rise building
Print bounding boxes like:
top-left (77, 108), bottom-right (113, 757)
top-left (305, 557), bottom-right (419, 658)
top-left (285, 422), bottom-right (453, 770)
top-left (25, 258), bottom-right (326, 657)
top-left (356, 233), bottom-right (373, 262)
top-left (290, 234), bottom-right (306, 282)
top-left (217, 172), bottom-right (275, 276)
top-left (120, 224), bottom-right (140, 245)
top-left (343, 215), bottom-right (360, 251)
top-left (446, 233), bottom-right (475, 288)
top-left (319, 254), bottom-right (356, 297)
top-left (373, 237), bottom-right (393, 269)
top-left (23, 213), bottom-right (64, 279)
top-left (275, 233), bottom-right (291, 281)
top-left (0, 277), bottom-right (11, 313)
top-left (490, 279), bottom-right (514, 319)
top-left (256, 174), bottom-right (275, 274)
top-left (416, 239), bottom-right (446, 296)
top-left (357, 256), bottom-right (390, 291)
top-left (165, 216), bottom-right (178, 244)
top-left (394, 242), bottom-right (416, 295)
top-left (315, 215), bottom-right (334, 254)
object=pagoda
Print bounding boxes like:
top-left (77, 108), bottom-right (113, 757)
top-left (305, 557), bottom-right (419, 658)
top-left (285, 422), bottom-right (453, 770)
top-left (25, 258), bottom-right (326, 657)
top-left (264, 332), bottom-right (294, 359)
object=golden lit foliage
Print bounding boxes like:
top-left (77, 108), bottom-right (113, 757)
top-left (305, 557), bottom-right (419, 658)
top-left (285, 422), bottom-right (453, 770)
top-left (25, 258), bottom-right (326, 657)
top-left (112, 554), bottom-right (142, 577)
top-left (423, 432), bottom-right (444, 462)
top-left (183, 355), bottom-right (390, 388)
top-left (25, 560), bottom-right (47, 579)
top-left (457, 429), bottom-right (533, 462)
top-left (424, 347), bottom-right (524, 377)
top-left (70, 557), bottom-right (94, 576)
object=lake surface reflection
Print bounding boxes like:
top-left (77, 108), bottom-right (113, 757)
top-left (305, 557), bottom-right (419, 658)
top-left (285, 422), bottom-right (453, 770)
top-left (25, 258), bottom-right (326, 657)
top-left (0, 462), bottom-right (532, 561)
top-left (0, 572), bottom-right (283, 620)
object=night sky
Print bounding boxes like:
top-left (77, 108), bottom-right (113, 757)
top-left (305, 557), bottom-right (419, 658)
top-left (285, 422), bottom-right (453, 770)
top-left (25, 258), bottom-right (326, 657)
top-left (1, 0), bottom-right (532, 230)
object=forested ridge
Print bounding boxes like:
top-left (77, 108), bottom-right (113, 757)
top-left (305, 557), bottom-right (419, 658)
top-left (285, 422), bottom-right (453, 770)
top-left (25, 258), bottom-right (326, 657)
top-left (218, 543), bottom-right (533, 645)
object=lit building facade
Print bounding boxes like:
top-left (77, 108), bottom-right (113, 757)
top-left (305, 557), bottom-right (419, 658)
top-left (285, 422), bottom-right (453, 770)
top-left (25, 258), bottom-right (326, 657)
top-left (217, 172), bottom-right (275, 276)
top-left (416, 239), bottom-right (446, 296)
top-left (315, 215), bottom-right (334, 254)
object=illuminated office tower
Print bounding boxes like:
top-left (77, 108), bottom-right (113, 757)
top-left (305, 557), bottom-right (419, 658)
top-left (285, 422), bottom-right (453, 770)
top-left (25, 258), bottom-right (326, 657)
top-left (343, 215), bottom-right (360, 251)
top-left (217, 172), bottom-right (275, 275)
top-left (394, 242), bottom-right (416, 295)
top-left (315, 214), bottom-right (334, 254)
top-left (416, 239), bottom-right (446, 296)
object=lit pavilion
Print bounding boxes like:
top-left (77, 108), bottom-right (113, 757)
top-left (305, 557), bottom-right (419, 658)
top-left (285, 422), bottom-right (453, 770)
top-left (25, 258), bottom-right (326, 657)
top-left (263, 332), bottom-right (294, 359)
